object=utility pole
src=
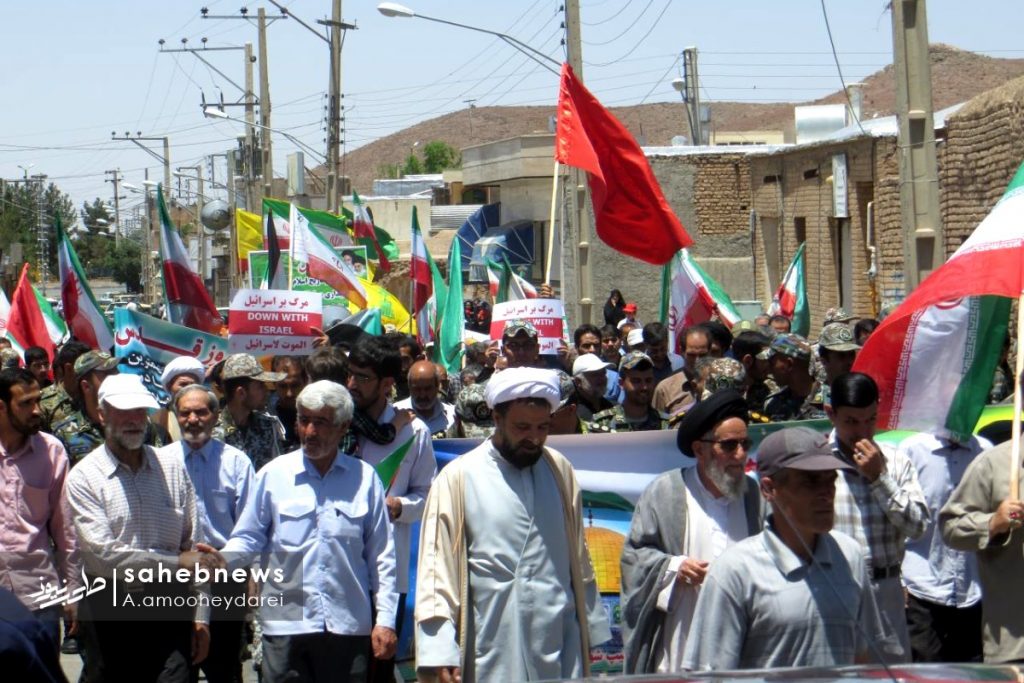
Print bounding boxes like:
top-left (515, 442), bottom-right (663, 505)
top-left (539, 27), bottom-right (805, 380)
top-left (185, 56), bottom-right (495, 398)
top-left (110, 133), bottom-right (171, 194)
top-left (105, 169), bottom-right (123, 246)
top-left (144, 169), bottom-right (156, 305)
top-left (564, 0), bottom-right (593, 325)
top-left (258, 7), bottom-right (273, 199)
top-left (892, 0), bottom-right (941, 291)
top-left (325, 0), bottom-right (343, 213)
top-left (32, 174), bottom-right (48, 295)
top-left (682, 47), bottom-right (704, 145)
top-left (244, 42), bottom-right (258, 212)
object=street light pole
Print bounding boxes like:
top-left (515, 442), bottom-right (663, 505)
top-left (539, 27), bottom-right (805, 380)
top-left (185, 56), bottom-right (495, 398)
top-left (175, 167), bottom-right (206, 287)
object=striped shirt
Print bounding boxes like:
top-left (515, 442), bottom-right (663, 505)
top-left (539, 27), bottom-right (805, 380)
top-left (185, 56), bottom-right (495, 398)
top-left (66, 444), bottom-right (198, 579)
top-left (829, 429), bottom-right (929, 571)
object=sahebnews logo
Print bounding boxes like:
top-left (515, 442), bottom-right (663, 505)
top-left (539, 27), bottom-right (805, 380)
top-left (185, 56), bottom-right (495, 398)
top-left (42, 555), bottom-right (308, 622)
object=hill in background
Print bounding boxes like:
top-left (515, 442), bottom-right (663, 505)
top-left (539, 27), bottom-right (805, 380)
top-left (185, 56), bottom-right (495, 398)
top-left (337, 45), bottom-right (1024, 194)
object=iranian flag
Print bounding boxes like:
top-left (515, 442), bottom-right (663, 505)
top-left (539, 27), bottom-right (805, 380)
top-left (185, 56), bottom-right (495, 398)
top-left (352, 191), bottom-right (391, 273)
top-left (486, 256), bottom-right (538, 303)
top-left (660, 249), bottom-right (741, 350)
top-left (410, 207), bottom-right (434, 345)
top-left (6, 264), bottom-right (65, 359)
top-left (853, 160), bottom-right (1024, 440)
top-left (290, 202), bottom-right (368, 308)
top-left (0, 286), bottom-right (10, 338)
top-left (158, 185), bottom-right (224, 333)
top-left (768, 242), bottom-right (809, 336)
top-left (57, 216), bottom-right (114, 350)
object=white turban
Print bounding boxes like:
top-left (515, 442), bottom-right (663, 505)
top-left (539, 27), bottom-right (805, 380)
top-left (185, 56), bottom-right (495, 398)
top-left (484, 367), bottom-right (560, 412)
top-left (160, 356), bottom-right (206, 390)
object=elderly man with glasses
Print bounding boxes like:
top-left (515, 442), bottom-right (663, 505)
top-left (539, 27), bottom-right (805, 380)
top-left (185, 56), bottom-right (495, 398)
top-left (620, 390), bottom-right (764, 674)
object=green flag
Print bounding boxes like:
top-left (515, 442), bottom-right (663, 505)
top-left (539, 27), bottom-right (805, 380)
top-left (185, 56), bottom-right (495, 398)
top-left (374, 435), bottom-right (416, 490)
top-left (433, 239), bottom-right (464, 372)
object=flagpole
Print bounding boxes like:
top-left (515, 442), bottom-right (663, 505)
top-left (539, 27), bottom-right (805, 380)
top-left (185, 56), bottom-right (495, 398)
top-left (1011, 293), bottom-right (1024, 500)
top-left (544, 160), bottom-right (560, 284)
top-left (287, 205), bottom-right (295, 292)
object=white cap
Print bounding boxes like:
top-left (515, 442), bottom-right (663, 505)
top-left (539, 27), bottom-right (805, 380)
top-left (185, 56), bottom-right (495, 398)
top-left (626, 328), bottom-right (645, 348)
top-left (484, 367), bottom-right (560, 412)
top-left (98, 374), bottom-right (160, 411)
top-left (160, 356), bottom-right (205, 390)
top-left (572, 353), bottom-right (613, 377)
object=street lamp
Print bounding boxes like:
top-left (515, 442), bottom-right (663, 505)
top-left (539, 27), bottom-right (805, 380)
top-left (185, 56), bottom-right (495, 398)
top-left (203, 107), bottom-right (327, 164)
top-left (376, 3), bottom-right (560, 75)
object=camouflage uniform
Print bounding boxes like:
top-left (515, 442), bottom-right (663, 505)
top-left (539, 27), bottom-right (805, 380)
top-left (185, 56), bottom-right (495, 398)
top-left (990, 364), bottom-right (1012, 404)
top-left (763, 386), bottom-right (826, 422)
top-left (213, 409), bottom-right (286, 472)
top-left (757, 333), bottom-right (826, 422)
top-left (587, 404), bottom-right (666, 433)
top-left (52, 411), bottom-right (165, 466)
top-left (745, 377), bottom-right (778, 416)
top-left (40, 383), bottom-right (77, 433)
top-left (813, 323), bottom-right (862, 409)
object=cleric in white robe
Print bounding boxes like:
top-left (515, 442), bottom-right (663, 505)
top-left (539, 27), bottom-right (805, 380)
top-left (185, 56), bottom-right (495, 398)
top-left (414, 368), bottom-right (611, 682)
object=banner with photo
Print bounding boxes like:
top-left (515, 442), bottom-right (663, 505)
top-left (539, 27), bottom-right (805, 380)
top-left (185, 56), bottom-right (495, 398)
top-left (249, 246), bottom-right (369, 309)
top-left (113, 308), bottom-right (228, 405)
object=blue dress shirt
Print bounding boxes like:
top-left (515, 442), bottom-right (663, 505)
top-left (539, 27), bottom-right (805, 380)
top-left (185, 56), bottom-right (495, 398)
top-left (160, 439), bottom-right (254, 549)
top-left (221, 449), bottom-right (398, 636)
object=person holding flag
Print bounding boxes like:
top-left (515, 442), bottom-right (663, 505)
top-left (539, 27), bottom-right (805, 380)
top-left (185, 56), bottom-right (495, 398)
top-left (346, 337), bottom-right (436, 680)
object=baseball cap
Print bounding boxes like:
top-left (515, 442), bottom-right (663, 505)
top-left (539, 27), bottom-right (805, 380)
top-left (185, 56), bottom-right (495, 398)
top-left (74, 351), bottom-right (120, 380)
top-left (619, 351), bottom-right (653, 373)
top-left (623, 302), bottom-right (638, 313)
top-left (572, 354), bottom-right (613, 377)
top-left (730, 320), bottom-right (758, 334)
top-left (222, 354), bottom-right (286, 382)
top-left (818, 323), bottom-right (860, 352)
top-left (626, 328), bottom-right (645, 348)
top-left (756, 427), bottom-right (852, 477)
top-left (502, 319), bottom-right (539, 339)
top-left (756, 333), bottom-right (812, 362)
top-left (97, 374), bottom-right (159, 411)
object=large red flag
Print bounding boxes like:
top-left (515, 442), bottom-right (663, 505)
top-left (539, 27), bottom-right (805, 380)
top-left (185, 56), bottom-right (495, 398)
top-left (6, 263), bottom-right (56, 359)
top-left (555, 63), bottom-right (692, 265)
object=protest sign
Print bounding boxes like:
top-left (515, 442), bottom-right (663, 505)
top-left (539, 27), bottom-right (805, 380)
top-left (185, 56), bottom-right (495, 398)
top-left (228, 289), bottom-right (323, 356)
top-left (248, 246), bottom-right (369, 307)
top-left (113, 308), bottom-right (228, 405)
top-left (489, 298), bottom-right (566, 354)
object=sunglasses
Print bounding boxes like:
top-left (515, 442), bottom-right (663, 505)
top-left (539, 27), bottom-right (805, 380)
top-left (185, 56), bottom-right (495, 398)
top-left (698, 437), bottom-right (753, 453)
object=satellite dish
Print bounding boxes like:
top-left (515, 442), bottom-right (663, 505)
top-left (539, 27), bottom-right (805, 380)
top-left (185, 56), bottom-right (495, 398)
top-left (200, 199), bottom-right (231, 232)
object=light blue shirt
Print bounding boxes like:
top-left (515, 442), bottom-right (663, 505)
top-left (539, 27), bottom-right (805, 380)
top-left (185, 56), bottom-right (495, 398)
top-left (900, 432), bottom-right (988, 608)
top-left (221, 448), bottom-right (398, 636)
top-left (606, 369), bottom-right (623, 403)
top-left (159, 439), bottom-right (254, 549)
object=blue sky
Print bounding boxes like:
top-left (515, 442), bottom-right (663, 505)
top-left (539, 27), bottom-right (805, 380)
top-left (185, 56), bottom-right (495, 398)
top-left (2, 0), bottom-right (1021, 221)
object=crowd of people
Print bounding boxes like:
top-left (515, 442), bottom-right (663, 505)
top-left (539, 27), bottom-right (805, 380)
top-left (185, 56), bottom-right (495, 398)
top-left (0, 285), bottom-right (1021, 682)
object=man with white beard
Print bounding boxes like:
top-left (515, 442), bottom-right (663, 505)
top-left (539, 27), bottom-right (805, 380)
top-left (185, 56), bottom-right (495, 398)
top-left (620, 390), bottom-right (764, 674)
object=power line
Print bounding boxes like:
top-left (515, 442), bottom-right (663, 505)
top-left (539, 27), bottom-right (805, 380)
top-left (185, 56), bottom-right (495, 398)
top-left (583, 0), bottom-right (655, 47)
top-left (587, 0), bottom-right (673, 67)
top-left (819, 0), bottom-right (867, 135)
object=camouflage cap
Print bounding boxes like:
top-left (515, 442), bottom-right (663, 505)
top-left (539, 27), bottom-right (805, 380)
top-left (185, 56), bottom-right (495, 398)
top-left (818, 322), bottom-right (860, 352)
top-left (74, 351), bottom-right (120, 380)
top-left (555, 370), bottom-right (576, 408)
top-left (454, 382), bottom-right (495, 435)
top-left (502, 319), bottom-right (538, 339)
top-left (824, 306), bottom-right (856, 324)
top-left (730, 320), bottom-right (758, 334)
top-left (703, 358), bottom-right (747, 394)
top-left (756, 333), bottom-right (812, 362)
top-left (222, 353), bottom-right (286, 382)
top-left (619, 351), bottom-right (654, 373)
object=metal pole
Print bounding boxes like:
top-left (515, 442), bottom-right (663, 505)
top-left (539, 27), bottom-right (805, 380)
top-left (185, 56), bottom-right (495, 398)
top-left (245, 41), bottom-right (258, 212)
top-left (106, 170), bottom-right (122, 246)
top-left (326, 0), bottom-right (342, 213)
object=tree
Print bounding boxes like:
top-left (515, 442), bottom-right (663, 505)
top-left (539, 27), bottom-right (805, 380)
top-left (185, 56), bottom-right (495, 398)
top-left (0, 179), bottom-right (77, 277)
top-left (402, 153), bottom-right (423, 176)
top-left (105, 230), bottom-right (143, 293)
top-left (76, 199), bottom-right (115, 276)
top-left (422, 141), bottom-right (461, 173)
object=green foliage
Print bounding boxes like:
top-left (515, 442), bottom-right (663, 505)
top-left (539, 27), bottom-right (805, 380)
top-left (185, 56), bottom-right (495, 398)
top-left (105, 230), bottom-right (143, 293)
top-left (376, 163), bottom-right (401, 180)
top-left (402, 153), bottom-right (423, 176)
top-left (0, 179), bottom-right (76, 274)
top-left (75, 198), bottom-right (115, 276)
top-left (422, 141), bottom-right (460, 173)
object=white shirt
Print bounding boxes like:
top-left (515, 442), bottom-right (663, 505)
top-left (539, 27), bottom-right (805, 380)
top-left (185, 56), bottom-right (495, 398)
top-left (394, 397), bottom-right (456, 436)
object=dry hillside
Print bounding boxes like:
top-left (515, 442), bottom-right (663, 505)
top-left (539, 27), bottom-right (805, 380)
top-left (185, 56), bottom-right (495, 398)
top-left (337, 45), bottom-right (1024, 194)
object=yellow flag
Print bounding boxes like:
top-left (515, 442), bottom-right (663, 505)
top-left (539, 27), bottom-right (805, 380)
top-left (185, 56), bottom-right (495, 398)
top-left (350, 278), bottom-right (415, 333)
top-left (236, 209), bottom-right (264, 274)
